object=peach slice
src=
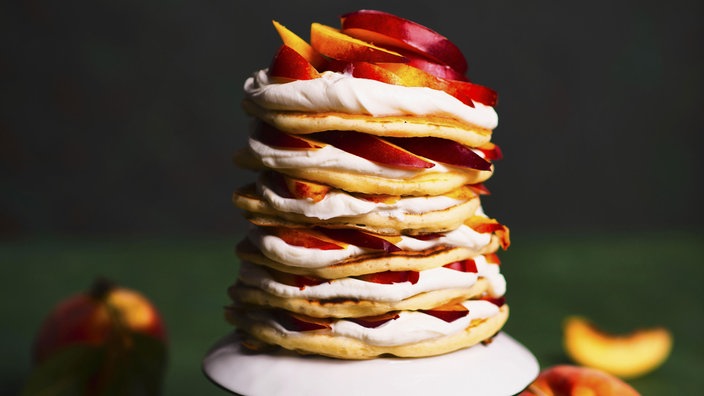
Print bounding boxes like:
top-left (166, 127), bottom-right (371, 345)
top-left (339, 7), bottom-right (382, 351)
top-left (349, 312), bottom-right (400, 328)
top-left (268, 45), bottom-right (320, 82)
top-left (443, 259), bottom-right (478, 273)
top-left (281, 175), bottom-right (331, 203)
top-left (466, 216), bottom-right (511, 249)
top-left (274, 310), bottom-right (331, 332)
top-left (384, 136), bottom-right (491, 171)
top-left (310, 130), bottom-right (435, 169)
top-left (355, 270), bottom-right (419, 285)
top-left (405, 53), bottom-right (469, 81)
top-left (563, 316), bottom-right (672, 379)
top-left (484, 252), bottom-right (501, 265)
top-left (520, 365), bottom-right (640, 396)
top-left (421, 302), bottom-right (469, 323)
top-left (267, 268), bottom-right (329, 290)
top-left (326, 60), bottom-right (496, 107)
top-left (285, 178), bottom-right (330, 203)
top-left (270, 227), bottom-right (346, 250)
top-left (476, 142), bottom-right (503, 161)
top-left (272, 20), bottom-right (325, 69)
top-left (341, 61), bottom-right (405, 85)
top-left (310, 22), bottom-right (407, 63)
top-left (468, 183), bottom-right (491, 196)
top-left (316, 227), bottom-right (402, 253)
top-left (377, 62), bottom-right (497, 107)
top-left (352, 192), bottom-right (401, 204)
top-left (442, 185), bottom-right (478, 202)
top-left (265, 171), bottom-right (330, 202)
top-left (252, 122), bottom-right (323, 150)
top-left (340, 9), bottom-right (467, 74)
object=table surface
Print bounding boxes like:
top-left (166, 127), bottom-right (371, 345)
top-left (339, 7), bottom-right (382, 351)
top-left (2, 230), bottom-right (702, 395)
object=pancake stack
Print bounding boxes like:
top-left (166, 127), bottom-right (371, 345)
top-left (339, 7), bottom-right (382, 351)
top-left (226, 10), bottom-right (511, 359)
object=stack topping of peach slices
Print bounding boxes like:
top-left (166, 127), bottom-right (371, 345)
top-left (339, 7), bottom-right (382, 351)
top-left (227, 9), bottom-right (511, 359)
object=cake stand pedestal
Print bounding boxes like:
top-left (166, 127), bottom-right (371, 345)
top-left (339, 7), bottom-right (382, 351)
top-left (203, 332), bottom-right (539, 396)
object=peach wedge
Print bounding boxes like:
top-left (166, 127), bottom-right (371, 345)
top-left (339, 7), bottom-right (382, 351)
top-left (563, 316), bottom-right (673, 379)
top-left (272, 20), bottom-right (326, 69)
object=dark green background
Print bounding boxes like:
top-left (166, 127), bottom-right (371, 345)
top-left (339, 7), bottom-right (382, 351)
top-left (1, 0), bottom-right (702, 395)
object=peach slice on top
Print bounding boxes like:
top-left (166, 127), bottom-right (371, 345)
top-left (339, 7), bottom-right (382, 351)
top-left (377, 62), bottom-right (497, 107)
top-left (310, 22), bottom-right (407, 63)
top-left (268, 45), bottom-right (320, 82)
top-left (338, 61), bottom-right (405, 85)
top-left (341, 9), bottom-right (468, 74)
top-left (404, 53), bottom-right (469, 82)
top-left (272, 20), bottom-right (326, 69)
top-left (325, 60), bottom-right (497, 107)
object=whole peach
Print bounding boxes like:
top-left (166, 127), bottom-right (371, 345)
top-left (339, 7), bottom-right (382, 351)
top-left (519, 365), bottom-right (640, 396)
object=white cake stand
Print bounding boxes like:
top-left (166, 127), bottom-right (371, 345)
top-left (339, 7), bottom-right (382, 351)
top-left (203, 331), bottom-right (539, 396)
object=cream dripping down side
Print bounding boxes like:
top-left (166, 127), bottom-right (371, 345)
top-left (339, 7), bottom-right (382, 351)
top-left (244, 70), bottom-right (498, 130)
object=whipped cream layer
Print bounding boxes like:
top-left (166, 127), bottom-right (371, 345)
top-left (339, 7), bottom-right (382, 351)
top-left (250, 223), bottom-right (493, 269)
top-left (254, 299), bottom-right (500, 346)
top-left (239, 254), bottom-right (505, 300)
top-left (244, 70), bottom-right (498, 130)
top-left (257, 176), bottom-right (465, 221)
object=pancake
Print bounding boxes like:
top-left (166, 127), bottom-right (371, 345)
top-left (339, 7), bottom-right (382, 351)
top-left (242, 99), bottom-right (493, 148)
top-left (229, 303), bottom-right (509, 359)
top-left (233, 184), bottom-right (482, 235)
top-left (233, 148), bottom-right (493, 196)
top-left (236, 239), bottom-right (501, 279)
top-left (230, 279), bottom-right (491, 318)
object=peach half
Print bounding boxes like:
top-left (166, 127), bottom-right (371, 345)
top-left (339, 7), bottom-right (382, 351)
top-left (563, 316), bottom-right (672, 379)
